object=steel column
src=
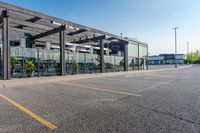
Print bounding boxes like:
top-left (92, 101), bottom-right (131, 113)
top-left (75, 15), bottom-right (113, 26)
top-left (59, 25), bottom-right (65, 76)
top-left (100, 39), bottom-right (104, 73)
top-left (37, 48), bottom-right (40, 77)
top-left (124, 44), bottom-right (128, 71)
top-left (84, 53), bottom-right (86, 73)
top-left (146, 45), bottom-right (149, 70)
top-left (138, 43), bottom-right (140, 70)
top-left (2, 10), bottom-right (10, 80)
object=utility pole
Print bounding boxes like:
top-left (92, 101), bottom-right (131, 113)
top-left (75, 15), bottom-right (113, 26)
top-left (173, 27), bottom-right (178, 68)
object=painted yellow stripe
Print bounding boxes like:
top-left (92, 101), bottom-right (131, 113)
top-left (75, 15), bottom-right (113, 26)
top-left (56, 82), bottom-right (142, 97)
top-left (0, 93), bottom-right (57, 130)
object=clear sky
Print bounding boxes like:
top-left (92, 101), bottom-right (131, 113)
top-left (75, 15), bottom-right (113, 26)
top-left (2, 0), bottom-right (200, 55)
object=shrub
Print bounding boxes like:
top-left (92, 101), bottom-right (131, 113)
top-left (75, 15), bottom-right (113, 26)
top-left (24, 60), bottom-right (35, 72)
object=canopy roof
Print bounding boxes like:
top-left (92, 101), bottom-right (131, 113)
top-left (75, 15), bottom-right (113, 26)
top-left (0, 2), bottom-right (129, 45)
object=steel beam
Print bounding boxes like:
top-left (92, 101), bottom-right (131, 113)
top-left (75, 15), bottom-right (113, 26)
top-left (2, 10), bottom-right (10, 80)
top-left (31, 25), bottom-right (65, 41)
top-left (10, 18), bottom-right (52, 30)
top-left (26, 16), bottom-right (41, 23)
top-left (8, 13), bottom-right (66, 30)
top-left (72, 35), bottom-right (105, 44)
top-left (67, 29), bottom-right (87, 36)
top-left (59, 25), bottom-right (65, 76)
top-left (100, 39), bottom-right (104, 73)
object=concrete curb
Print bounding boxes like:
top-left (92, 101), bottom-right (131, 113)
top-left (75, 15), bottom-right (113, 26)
top-left (0, 65), bottom-right (192, 88)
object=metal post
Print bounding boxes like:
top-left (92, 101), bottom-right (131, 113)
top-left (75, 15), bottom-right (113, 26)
top-left (2, 10), bottom-right (10, 80)
top-left (37, 47), bottom-right (40, 77)
top-left (124, 44), bottom-right (128, 71)
top-left (138, 43), bottom-right (140, 70)
top-left (66, 50), bottom-right (69, 74)
top-left (59, 25), bottom-right (65, 76)
top-left (173, 27), bottom-right (178, 68)
top-left (143, 59), bottom-right (145, 70)
top-left (0, 47), bottom-right (1, 77)
top-left (22, 47), bottom-right (25, 77)
top-left (114, 55), bottom-right (116, 71)
top-left (84, 52), bottom-right (86, 73)
top-left (100, 39), bottom-right (104, 73)
top-left (146, 44), bottom-right (149, 70)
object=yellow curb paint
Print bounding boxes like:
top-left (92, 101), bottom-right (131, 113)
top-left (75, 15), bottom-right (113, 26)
top-left (56, 82), bottom-right (142, 97)
top-left (0, 93), bottom-right (57, 130)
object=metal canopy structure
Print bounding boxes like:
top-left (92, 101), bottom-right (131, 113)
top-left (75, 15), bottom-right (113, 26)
top-left (0, 2), bottom-right (130, 80)
top-left (0, 2), bottom-right (128, 44)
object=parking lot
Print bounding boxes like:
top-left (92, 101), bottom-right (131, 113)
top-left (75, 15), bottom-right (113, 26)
top-left (0, 65), bottom-right (200, 133)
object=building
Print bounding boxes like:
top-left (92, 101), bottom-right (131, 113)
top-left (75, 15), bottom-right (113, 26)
top-left (149, 54), bottom-right (185, 65)
top-left (0, 2), bottom-right (148, 80)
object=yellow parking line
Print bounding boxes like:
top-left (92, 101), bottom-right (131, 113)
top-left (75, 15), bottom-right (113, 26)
top-left (56, 82), bottom-right (142, 97)
top-left (0, 93), bottom-right (57, 130)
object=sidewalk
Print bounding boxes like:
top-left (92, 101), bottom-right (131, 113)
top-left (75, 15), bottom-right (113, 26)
top-left (0, 65), bottom-right (192, 88)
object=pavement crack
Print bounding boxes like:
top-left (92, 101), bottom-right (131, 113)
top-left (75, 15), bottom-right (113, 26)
top-left (113, 96), bottom-right (200, 126)
top-left (113, 95), bottom-right (131, 104)
top-left (135, 79), bottom-right (178, 93)
top-left (136, 104), bottom-right (200, 126)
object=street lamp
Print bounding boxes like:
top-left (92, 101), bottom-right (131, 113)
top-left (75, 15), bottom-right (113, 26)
top-left (173, 27), bottom-right (178, 68)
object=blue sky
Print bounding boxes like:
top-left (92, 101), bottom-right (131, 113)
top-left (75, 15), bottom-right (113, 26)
top-left (2, 0), bottom-right (200, 55)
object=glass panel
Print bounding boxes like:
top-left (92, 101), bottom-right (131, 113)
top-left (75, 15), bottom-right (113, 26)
top-left (139, 45), bottom-right (148, 70)
top-left (115, 56), bottom-right (124, 71)
top-left (128, 42), bottom-right (139, 70)
top-left (128, 42), bottom-right (138, 58)
top-left (77, 52), bottom-right (85, 74)
top-left (85, 53), bottom-right (96, 73)
top-left (104, 54), bottom-right (124, 72)
top-left (10, 46), bottom-right (62, 78)
top-left (65, 49), bottom-right (101, 75)
top-left (104, 55), bottom-right (115, 72)
top-left (128, 57), bottom-right (134, 70)
top-left (65, 50), bottom-right (73, 75)
top-left (10, 47), bottom-right (37, 78)
top-left (37, 48), bottom-right (60, 76)
top-left (92, 53), bottom-right (100, 73)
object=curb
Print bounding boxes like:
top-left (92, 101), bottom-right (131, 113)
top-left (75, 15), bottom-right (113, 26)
top-left (0, 65), bottom-right (192, 88)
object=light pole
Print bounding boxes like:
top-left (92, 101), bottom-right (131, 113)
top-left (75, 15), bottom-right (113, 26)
top-left (173, 27), bottom-right (178, 68)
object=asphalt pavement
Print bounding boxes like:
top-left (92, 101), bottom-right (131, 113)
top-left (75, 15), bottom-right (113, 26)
top-left (0, 65), bottom-right (200, 133)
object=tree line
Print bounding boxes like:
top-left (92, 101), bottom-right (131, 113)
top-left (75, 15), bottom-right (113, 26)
top-left (186, 50), bottom-right (200, 64)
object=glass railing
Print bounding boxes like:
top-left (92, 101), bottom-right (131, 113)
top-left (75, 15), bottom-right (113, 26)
top-left (10, 47), bottom-right (61, 78)
top-left (65, 52), bottom-right (100, 75)
top-left (104, 55), bottom-right (124, 72)
top-left (9, 46), bottom-right (147, 79)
